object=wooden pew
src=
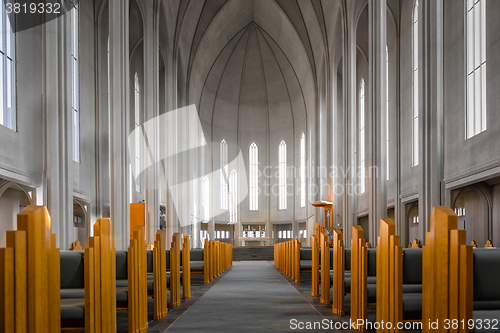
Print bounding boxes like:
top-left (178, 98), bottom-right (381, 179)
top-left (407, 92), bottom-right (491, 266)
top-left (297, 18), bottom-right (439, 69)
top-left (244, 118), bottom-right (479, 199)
top-left (72, 240), bottom-right (83, 250)
top-left (190, 239), bottom-right (210, 284)
top-left (0, 205), bottom-right (60, 332)
top-left (60, 250), bottom-right (86, 329)
top-left (331, 229), bottom-right (345, 316)
top-left (311, 232), bottom-right (320, 297)
top-left (274, 239), bottom-right (290, 274)
top-left (376, 219), bottom-right (403, 333)
top-left (152, 230), bottom-right (167, 320)
top-left (408, 239), bottom-right (421, 248)
top-left (422, 206), bottom-right (473, 333)
top-left (210, 240), bottom-right (215, 281)
top-left (472, 248), bottom-right (500, 326)
top-left (170, 233), bottom-right (181, 308)
top-left (320, 231), bottom-right (330, 305)
top-left (226, 242), bottom-right (233, 270)
top-left (128, 226), bottom-right (148, 333)
top-left (279, 238), bottom-right (318, 285)
top-left (182, 235), bottom-right (191, 299)
top-left (84, 218), bottom-right (117, 332)
top-left (485, 240), bottom-right (494, 248)
top-left (150, 232), bottom-right (181, 310)
top-left (204, 239), bottom-right (211, 284)
top-left (351, 225), bottom-right (368, 332)
top-left (311, 223), bottom-right (324, 297)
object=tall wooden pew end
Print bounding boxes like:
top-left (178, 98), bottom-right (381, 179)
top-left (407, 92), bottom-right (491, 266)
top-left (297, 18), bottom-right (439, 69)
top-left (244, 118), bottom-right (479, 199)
top-left (0, 205), bottom-right (60, 332)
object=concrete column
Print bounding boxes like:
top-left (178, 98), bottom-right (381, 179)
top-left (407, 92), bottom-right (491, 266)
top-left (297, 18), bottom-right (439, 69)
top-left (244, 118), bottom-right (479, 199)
top-left (143, 1), bottom-right (160, 245)
top-left (418, 0), bottom-right (445, 241)
top-left (42, 14), bottom-right (73, 249)
top-left (342, 14), bottom-right (357, 245)
top-left (368, 0), bottom-right (388, 245)
top-left (208, 219), bottom-right (215, 244)
top-left (109, 0), bottom-right (130, 250)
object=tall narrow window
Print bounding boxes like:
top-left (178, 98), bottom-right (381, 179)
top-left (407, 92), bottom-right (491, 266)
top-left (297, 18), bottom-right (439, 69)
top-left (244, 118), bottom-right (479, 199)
top-left (229, 169), bottom-right (237, 224)
top-left (412, 0), bottom-right (419, 166)
top-left (220, 139), bottom-right (228, 209)
top-left (466, 0), bottom-right (486, 139)
top-left (386, 46), bottom-right (389, 180)
top-left (71, 1), bottom-right (80, 162)
top-left (202, 176), bottom-right (209, 221)
top-left (359, 80), bottom-right (366, 194)
top-left (0, 0), bottom-right (14, 130)
top-left (249, 142), bottom-right (258, 211)
top-left (300, 133), bottom-right (306, 207)
top-left (279, 140), bottom-right (287, 210)
top-left (134, 73), bottom-right (141, 193)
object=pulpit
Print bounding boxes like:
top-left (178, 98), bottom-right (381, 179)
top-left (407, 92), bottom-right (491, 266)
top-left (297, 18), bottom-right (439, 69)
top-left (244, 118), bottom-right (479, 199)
top-left (312, 200), bottom-right (334, 236)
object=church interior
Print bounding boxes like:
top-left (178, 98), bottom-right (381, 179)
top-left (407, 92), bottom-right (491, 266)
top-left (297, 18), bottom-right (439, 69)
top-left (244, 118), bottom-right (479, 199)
top-left (0, 0), bottom-right (499, 331)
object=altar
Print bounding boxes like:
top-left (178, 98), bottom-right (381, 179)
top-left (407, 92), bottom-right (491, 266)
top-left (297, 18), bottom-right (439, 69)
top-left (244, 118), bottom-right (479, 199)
top-left (237, 237), bottom-right (272, 246)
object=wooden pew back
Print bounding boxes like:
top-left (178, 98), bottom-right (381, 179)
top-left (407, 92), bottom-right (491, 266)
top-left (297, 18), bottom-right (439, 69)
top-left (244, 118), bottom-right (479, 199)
top-left (152, 230), bottom-right (167, 320)
top-left (311, 233), bottom-right (320, 297)
top-left (376, 219), bottom-right (403, 333)
top-left (86, 218), bottom-right (117, 332)
top-left (182, 235), bottom-right (191, 299)
top-left (320, 231), bottom-right (330, 305)
top-left (351, 225), bottom-right (368, 332)
top-left (331, 229), bottom-right (345, 316)
top-left (0, 205), bottom-right (60, 332)
top-left (128, 226), bottom-right (148, 332)
top-left (203, 239), bottom-right (210, 284)
top-left (170, 233), bottom-right (181, 308)
top-left (72, 240), bottom-right (83, 250)
top-left (422, 206), bottom-right (473, 333)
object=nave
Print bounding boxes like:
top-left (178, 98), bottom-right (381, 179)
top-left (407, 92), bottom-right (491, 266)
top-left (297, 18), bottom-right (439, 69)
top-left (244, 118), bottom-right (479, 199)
top-left (1, 0), bottom-right (500, 331)
top-left (165, 261), bottom-right (330, 333)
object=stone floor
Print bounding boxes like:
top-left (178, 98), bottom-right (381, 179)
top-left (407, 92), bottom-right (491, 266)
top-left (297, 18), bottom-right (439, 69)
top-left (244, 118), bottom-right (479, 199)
top-left (164, 261), bottom-right (329, 332)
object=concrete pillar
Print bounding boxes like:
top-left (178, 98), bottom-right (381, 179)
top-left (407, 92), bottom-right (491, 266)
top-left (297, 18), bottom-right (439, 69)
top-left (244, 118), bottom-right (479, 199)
top-left (109, 0), bottom-right (130, 250)
top-left (368, 0), bottom-right (388, 245)
top-left (143, 1), bottom-right (160, 245)
top-left (42, 14), bottom-right (73, 249)
top-left (418, 0), bottom-right (445, 241)
top-left (342, 13), bottom-right (357, 245)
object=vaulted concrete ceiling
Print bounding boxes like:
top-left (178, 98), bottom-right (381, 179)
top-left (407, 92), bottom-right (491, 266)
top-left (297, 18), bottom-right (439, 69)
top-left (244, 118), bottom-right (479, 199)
top-left (168, 0), bottom-right (330, 118)
top-left (197, 23), bottom-right (308, 145)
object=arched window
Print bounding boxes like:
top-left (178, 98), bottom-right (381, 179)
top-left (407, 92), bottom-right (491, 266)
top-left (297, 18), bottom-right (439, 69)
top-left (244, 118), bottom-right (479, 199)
top-left (300, 133), bottom-right (306, 207)
top-left (220, 139), bottom-right (228, 209)
top-left (229, 169), bottom-right (237, 224)
top-left (0, 0), bottom-right (15, 131)
top-left (359, 79), bottom-right (366, 194)
top-left (412, 0), bottom-right (419, 166)
top-left (71, 1), bottom-right (80, 162)
top-left (466, 0), bottom-right (486, 138)
top-left (134, 73), bottom-right (140, 192)
top-left (386, 46), bottom-right (389, 180)
top-left (249, 142), bottom-right (258, 211)
top-left (202, 176), bottom-right (209, 221)
top-left (279, 140), bottom-right (287, 210)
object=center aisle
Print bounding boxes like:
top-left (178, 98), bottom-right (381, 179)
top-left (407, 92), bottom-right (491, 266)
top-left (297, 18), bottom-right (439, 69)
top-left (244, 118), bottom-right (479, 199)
top-left (165, 261), bottom-right (325, 332)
